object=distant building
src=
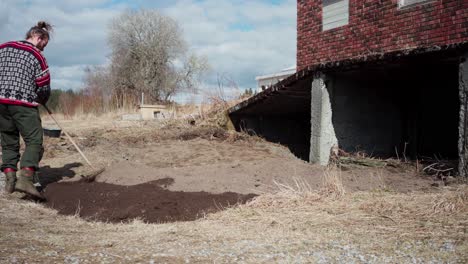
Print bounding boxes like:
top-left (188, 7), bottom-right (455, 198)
top-left (139, 104), bottom-right (167, 120)
top-left (255, 66), bottom-right (296, 93)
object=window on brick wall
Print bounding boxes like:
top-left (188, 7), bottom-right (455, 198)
top-left (323, 0), bottom-right (349, 31)
top-left (398, 0), bottom-right (432, 8)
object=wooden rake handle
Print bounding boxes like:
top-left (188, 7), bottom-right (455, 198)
top-left (43, 105), bottom-right (95, 169)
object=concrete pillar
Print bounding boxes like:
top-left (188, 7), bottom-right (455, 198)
top-left (459, 53), bottom-right (468, 177)
top-left (310, 72), bottom-right (338, 165)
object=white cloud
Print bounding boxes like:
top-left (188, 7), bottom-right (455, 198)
top-left (49, 65), bottom-right (88, 91)
top-left (163, 0), bottom-right (296, 89)
top-left (0, 0), bottom-right (296, 101)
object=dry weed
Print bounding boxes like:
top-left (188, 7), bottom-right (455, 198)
top-left (247, 168), bottom-right (347, 210)
top-left (358, 185), bottom-right (468, 227)
top-left (247, 178), bottom-right (322, 209)
top-left (176, 126), bottom-right (228, 141)
top-left (358, 196), bottom-right (408, 219)
top-left (320, 166), bottom-right (346, 198)
top-left (431, 186), bottom-right (468, 214)
top-left (177, 97), bottom-right (242, 130)
top-left (224, 130), bottom-right (253, 142)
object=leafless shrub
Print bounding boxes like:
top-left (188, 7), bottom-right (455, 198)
top-left (320, 166), bottom-right (346, 198)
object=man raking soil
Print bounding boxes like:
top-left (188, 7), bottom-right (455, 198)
top-left (0, 22), bottom-right (54, 200)
top-left (0, 21), bottom-right (104, 200)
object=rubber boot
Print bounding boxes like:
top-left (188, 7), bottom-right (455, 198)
top-left (4, 169), bottom-right (17, 194)
top-left (15, 168), bottom-right (44, 200)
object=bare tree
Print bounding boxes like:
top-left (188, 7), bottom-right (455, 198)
top-left (107, 9), bottom-right (209, 103)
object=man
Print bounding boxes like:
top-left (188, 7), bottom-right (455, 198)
top-left (0, 21), bottom-right (53, 199)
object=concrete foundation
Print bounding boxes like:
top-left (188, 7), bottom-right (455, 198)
top-left (310, 72), bottom-right (337, 165)
top-left (459, 52), bottom-right (468, 176)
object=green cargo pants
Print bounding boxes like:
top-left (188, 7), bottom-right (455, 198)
top-left (0, 104), bottom-right (44, 171)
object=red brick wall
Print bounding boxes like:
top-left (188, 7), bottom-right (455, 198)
top-left (297, 0), bottom-right (468, 70)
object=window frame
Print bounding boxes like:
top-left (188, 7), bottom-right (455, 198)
top-left (322, 0), bottom-right (350, 31)
top-left (398, 0), bottom-right (434, 9)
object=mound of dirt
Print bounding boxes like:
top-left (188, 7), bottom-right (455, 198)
top-left (43, 179), bottom-right (256, 223)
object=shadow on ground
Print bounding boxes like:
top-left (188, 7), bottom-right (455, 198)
top-left (37, 162), bottom-right (82, 190)
top-left (43, 178), bottom-right (256, 223)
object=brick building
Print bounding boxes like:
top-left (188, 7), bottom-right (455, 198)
top-left (229, 0), bottom-right (468, 175)
top-left (297, 0), bottom-right (467, 69)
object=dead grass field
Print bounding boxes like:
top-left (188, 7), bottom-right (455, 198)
top-left (0, 112), bottom-right (467, 263)
top-left (1, 184), bottom-right (466, 263)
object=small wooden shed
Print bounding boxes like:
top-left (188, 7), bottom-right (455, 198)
top-left (139, 104), bottom-right (166, 120)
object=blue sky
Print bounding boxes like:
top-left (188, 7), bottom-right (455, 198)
top-left (0, 0), bottom-right (296, 103)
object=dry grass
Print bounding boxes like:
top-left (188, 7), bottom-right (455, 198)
top-left (248, 167), bottom-right (346, 210)
top-left (250, 178), bottom-right (322, 209)
top-left (321, 166), bottom-right (346, 198)
top-left (42, 99), bottom-right (252, 149)
top-left (4, 104), bottom-right (467, 262)
top-left (209, 184), bottom-right (467, 262)
top-left (1, 180), bottom-right (467, 263)
top-left (431, 186), bottom-right (468, 214)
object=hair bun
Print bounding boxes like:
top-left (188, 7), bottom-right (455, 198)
top-left (37, 21), bottom-right (52, 31)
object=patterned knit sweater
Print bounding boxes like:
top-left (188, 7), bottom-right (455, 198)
top-left (0, 40), bottom-right (51, 107)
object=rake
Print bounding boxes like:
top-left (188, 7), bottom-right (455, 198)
top-left (43, 105), bottom-right (105, 182)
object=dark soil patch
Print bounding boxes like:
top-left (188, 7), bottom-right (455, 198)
top-left (43, 178), bottom-right (256, 223)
